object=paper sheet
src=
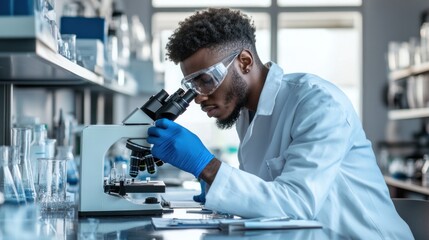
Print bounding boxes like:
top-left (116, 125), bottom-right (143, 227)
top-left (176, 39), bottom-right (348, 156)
top-left (152, 217), bottom-right (322, 231)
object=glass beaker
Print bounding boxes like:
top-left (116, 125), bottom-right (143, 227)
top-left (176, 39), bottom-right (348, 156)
top-left (11, 127), bottom-right (37, 202)
top-left (0, 146), bottom-right (20, 205)
top-left (37, 158), bottom-right (68, 211)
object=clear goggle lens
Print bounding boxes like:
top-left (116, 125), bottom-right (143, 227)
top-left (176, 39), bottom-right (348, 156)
top-left (181, 51), bottom-right (239, 96)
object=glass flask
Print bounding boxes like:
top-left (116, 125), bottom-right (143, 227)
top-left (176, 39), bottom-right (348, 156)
top-left (0, 146), bottom-right (20, 205)
top-left (11, 127), bottom-right (37, 202)
top-left (8, 146), bottom-right (27, 204)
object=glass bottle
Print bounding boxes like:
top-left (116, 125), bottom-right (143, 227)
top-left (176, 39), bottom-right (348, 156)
top-left (45, 138), bottom-right (57, 158)
top-left (0, 146), bottom-right (20, 205)
top-left (30, 124), bottom-right (47, 183)
top-left (11, 127), bottom-right (37, 202)
top-left (56, 145), bottom-right (79, 191)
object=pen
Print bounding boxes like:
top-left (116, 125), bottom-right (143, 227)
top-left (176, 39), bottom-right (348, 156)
top-left (186, 209), bottom-right (214, 214)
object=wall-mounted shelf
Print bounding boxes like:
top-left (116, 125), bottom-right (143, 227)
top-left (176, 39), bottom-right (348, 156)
top-left (0, 16), bottom-right (137, 96)
top-left (388, 108), bottom-right (429, 120)
top-left (389, 62), bottom-right (429, 81)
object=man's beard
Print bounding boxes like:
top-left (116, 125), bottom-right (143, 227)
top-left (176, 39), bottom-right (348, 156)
top-left (216, 68), bottom-right (248, 129)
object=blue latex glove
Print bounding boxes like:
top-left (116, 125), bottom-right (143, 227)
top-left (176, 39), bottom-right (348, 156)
top-left (193, 179), bottom-right (206, 203)
top-left (147, 118), bottom-right (214, 178)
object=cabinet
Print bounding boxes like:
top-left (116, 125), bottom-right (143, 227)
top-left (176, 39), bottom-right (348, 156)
top-left (0, 16), bottom-right (138, 145)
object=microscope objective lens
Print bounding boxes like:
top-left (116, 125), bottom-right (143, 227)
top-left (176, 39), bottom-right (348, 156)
top-left (139, 162), bottom-right (146, 172)
top-left (145, 157), bottom-right (156, 174)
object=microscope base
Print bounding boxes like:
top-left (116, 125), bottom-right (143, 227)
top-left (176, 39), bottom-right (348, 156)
top-left (78, 191), bottom-right (165, 217)
top-left (78, 208), bottom-right (163, 217)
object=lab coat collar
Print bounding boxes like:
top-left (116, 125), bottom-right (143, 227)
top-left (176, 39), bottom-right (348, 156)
top-left (255, 62), bottom-right (283, 116)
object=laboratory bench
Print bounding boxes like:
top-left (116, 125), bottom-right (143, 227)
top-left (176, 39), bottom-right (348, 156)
top-left (384, 175), bottom-right (429, 200)
top-left (0, 189), bottom-right (344, 240)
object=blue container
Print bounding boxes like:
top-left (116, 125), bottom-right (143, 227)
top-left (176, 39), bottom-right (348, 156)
top-left (0, 0), bottom-right (13, 15)
top-left (61, 17), bottom-right (107, 43)
top-left (13, 0), bottom-right (34, 15)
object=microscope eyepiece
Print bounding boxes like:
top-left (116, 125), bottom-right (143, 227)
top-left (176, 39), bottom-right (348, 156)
top-left (156, 89), bottom-right (197, 120)
top-left (140, 89), bottom-right (169, 120)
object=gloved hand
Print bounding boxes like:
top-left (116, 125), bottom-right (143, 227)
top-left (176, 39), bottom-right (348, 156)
top-left (147, 118), bottom-right (214, 178)
top-left (193, 179), bottom-right (206, 203)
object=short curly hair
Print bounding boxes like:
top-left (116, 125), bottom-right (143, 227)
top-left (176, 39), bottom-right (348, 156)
top-left (166, 8), bottom-right (258, 64)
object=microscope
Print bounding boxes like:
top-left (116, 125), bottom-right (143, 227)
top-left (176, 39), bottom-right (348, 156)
top-left (78, 88), bottom-right (197, 216)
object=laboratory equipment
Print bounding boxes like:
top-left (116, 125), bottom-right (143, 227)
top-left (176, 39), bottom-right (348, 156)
top-left (37, 158), bottom-right (68, 211)
top-left (0, 146), bottom-right (19, 204)
top-left (11, 127), bottom-right (37, 202)
top-left (59, 34), bottom-right (77, 63)
top-left (56, 145), bottom-right (79, 191)
top-left (30, 124), bottom-right (47, 183)
top-left (45, 138), bottom-right (57, 158)
top-left (79, 88), bottom-right (197, 216)
top-left (422, 154), bottom-right (429, 187)
top-left (8, 146), bottom-right (27, 204)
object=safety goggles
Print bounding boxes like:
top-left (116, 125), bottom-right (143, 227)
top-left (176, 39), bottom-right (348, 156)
top-left (181, 51), bottom-right (240, 96)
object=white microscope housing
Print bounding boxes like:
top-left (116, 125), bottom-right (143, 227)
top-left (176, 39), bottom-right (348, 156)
top-left (78, 88), bottom-right (197, 216)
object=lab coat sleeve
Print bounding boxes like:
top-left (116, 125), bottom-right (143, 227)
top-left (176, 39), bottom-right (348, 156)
top-left (205, 88), bottom-right (352, 219)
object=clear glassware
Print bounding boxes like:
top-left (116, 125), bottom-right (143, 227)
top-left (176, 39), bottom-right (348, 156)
top-left (8, 146), bottom-right (27, 204)
top-left (108, 162), bottom-right (117, 184)
top-left (60, 34), bottom-right (77, 63)
top-left (422, 154), bottom-right (429, 187)
top-left (111, 11), bottom-right (130, 66)
top-left (79, 218), bottom-right (100, 239)
top-left (37, 158), bottom-right (68, 211)
top-left (11, 127), bottom-right (37, 202)
top-left (45, 138), bottom-right (57, 158)
top-left (0, 146), bottom-right (20, 205)
top-left (30, 124), bottom-right (47, 183)
top-left (420, 22), bottom-right (429, 63)
top-left (56, 146), bottom-right (79, 190)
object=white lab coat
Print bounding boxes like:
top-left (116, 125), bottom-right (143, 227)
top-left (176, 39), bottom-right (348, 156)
top-left (205, 63), bottom-right (413, 239)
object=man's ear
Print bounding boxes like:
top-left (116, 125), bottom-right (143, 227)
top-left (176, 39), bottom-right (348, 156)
top-left (238, 49), bottom-right (254, 74)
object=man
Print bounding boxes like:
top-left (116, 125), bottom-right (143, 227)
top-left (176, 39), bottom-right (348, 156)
top-left (147, 8), bottom-right (412, 239)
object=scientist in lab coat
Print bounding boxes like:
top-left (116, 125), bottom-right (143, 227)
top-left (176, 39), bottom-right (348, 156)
top-left (147, 8), bottom-right (413, 239)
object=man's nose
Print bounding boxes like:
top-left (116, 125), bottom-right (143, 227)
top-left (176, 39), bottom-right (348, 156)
top-left (194, 94), bottom-right (208, 104)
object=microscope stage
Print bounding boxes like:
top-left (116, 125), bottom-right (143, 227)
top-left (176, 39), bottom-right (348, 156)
top-left (104, 180), bottom-right (166, 194)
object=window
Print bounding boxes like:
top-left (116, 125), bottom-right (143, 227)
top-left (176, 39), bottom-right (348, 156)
top-left (278, 0), bottom-right (361, 7)
top-left (151, 3), bottom-right (362, 161)
top-left (152, 0), bottom-right (271, 8)
top-left (277, 12), bottom-right (362, 115)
